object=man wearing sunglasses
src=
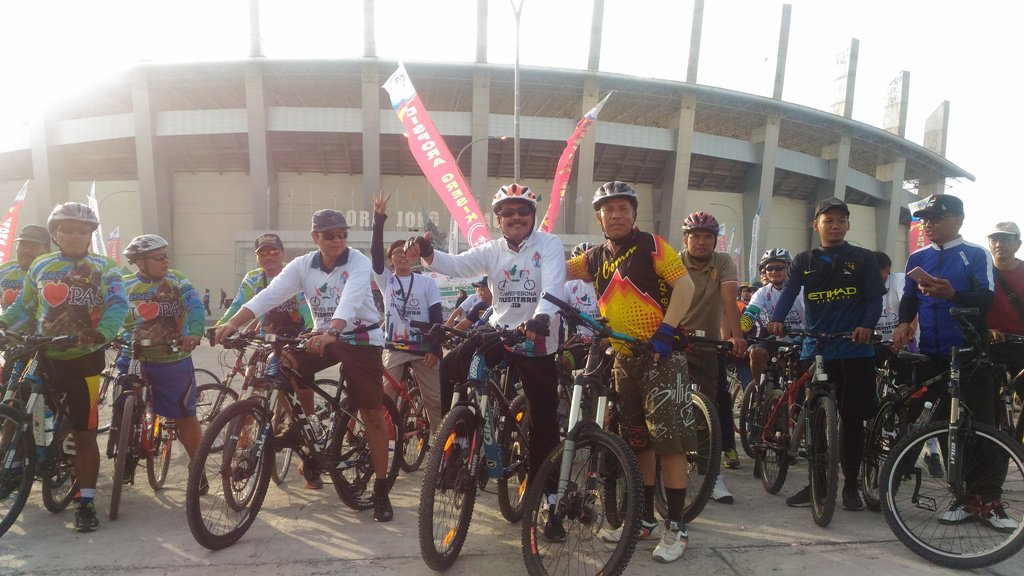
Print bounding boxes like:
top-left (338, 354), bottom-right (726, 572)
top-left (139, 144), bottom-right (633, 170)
top-left (215, 209), bottom-right (395, 522)
top-left (743, 248), bottom-right (804, 388)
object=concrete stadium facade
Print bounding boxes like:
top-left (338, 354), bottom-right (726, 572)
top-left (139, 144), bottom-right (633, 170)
top-left (0, 1), bottom-right (971, 296)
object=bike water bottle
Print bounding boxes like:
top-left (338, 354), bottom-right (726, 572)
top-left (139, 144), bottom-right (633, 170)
top-left (915, 401), bottom-right (934, 428)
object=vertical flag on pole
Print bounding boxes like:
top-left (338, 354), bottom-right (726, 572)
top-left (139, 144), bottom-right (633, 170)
top-left (748, 204), bottom-right (762, 282)
top-left (540, 92), bottom-right (612, 232)
top-left (86, 182), bottom-right (107, 256)
top-left (106, 227), bottom-right (122, 265)
top-left (907, 197), bottom-right (930, 256)
top-left (0, 181), bottom-right (30, 265)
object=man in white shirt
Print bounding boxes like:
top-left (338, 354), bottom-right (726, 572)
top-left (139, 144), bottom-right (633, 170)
top-left (215, 209), bottom-right (395, 523)
top-left (873, 251), bottom-right (905, 341)
top-left (742, 248), bottom-right (805, 385)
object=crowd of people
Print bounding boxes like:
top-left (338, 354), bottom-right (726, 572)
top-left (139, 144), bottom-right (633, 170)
top-left (0, 185), bottom-right (1019, 560)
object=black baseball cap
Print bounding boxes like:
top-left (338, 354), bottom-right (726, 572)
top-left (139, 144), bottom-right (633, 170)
top-left (254, 233), bottom-right (284, 252)
top-left (311, 209), bottom-right (349, 232)
top-left (912, 194), bottom-right (964, 218)
top-left (814, 197), bottom-right (851, 218)
top-left (471, 277), bottom-right (488, 288)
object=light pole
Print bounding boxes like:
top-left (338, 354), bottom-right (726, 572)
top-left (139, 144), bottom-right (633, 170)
top-left (509, 0), bottom-right (524, 183)
top-left (455, 135), bottom-right (508, 203)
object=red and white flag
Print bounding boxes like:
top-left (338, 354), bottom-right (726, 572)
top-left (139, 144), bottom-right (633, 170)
top-left (0, 181), bottom-right (30, 265)
top-left (106, 227), bottom-right (122, 265)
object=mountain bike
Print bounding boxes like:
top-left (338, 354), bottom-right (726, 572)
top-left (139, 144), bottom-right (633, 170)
top-left (380, 351), bottom-right (430, 473)
top-left (520, 292), bottom-right (644, 576)
top-left (185, 333), bottom-right (400, 550)
top-left (738, 336), bottom-right (800, 461)
top-left (0, 332), bottom-right (78, 537)
top-left (881, 308), bottom-right (1024, 569)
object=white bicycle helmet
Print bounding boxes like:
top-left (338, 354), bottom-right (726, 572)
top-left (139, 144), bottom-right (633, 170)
top-left (592, 181), bottom-right (638, 211)
top-left (492, 183), bottom-right (537, 211)
top-left (758, 248), bottom-right (793, 270)
top-left (47, 202), bottom-right (99, 237)
top-left (124, 234), bottom-right (170, 264)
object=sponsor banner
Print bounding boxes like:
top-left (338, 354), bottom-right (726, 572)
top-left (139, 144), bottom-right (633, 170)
top-left (748, 204), bottom-right (762, 282)
top-left (907, 197), bottom-right (930, 256)
top-left (86, 182), bottom-right (107, 257)
top-left (0, 181), bottom-right (29, 265)
top-left (540, 92), bottom-right (612, 232)
top-left (383, 63), bottom-right (490, 248)
top-left (106, 227), bottom-right (122, 265)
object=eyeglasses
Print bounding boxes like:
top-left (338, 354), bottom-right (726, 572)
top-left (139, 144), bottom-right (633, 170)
top-left (497, 206), bottom-right (534, 218)
top-left (318, 231), bottom-right (348, 241)
top-left (765, 265), bottom-right (787, 272)
top-left (599, 205), bottom-right (633, 216)
top-left (920, 214), bottom-right (952, 225)
top-left (145, 253), bottom-right (170, 262)
top-left (59, 225), bottom-right (93, 236)
top-left (257, 248), bottom-right (282, 257)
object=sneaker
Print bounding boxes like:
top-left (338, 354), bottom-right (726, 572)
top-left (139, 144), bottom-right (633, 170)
top-left (983, 501), bottom-right (1019, 533)
top-left (712, 476), bottom-right (734, 504)
top-left (0, 468), bottom-right (24, 500)
top-left (298, 463), bottom-right (323, 490)
top-left (842, 488), bottom-right (865, 511)
top-left (786, 485), bottom-right (811, 507)
top-left (273, 422), bottom-right (303, 450)
top-left (723, 449), bottom-right (741, 470)
top-left (373, 488), bottom-right (393, 522)
top-left (74, 502), bottom-right (99, 532)
top-left (938, 502), bottom-right (971, 524)
top-left (923, 453), bottom-right (945, 478)
top-left (543, 507), bottom-right (567, 543)
top-left (652, 520), bottom-right (687, 563)
top-left (602, 519), bottom-right (661, 543)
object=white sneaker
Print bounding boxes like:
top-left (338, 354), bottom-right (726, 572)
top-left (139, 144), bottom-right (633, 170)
top-left (983, 503), bottom-right (1020, 533)
top-left (601, 520), bottom-right (661, 543)
top-left (652, 521), bottom-right (687, 563)
top-left (938, 502), bottom-right (970, 524)
top-left (712, 475), bottom-right (734, 504)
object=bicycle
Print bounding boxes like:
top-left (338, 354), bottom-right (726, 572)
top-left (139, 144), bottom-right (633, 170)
top-left (184, 332), bottom-right (401, 550)
top-left (880, 308), bottom-right (1024, 569)
top-left (380, 346), bottom-right (430, 473)
top-left (519, 292), bottom-right (645, 576)
top-left (752, 330), bottom-right (852, 527)
top-left (738, 335), bottom-right (800, 462)
top-left (417, 323), bottom-right (532, 571)
top-left (0, 331), bottom-right (79, 537)
top-left (992, 335), bottom-right (1024, 442)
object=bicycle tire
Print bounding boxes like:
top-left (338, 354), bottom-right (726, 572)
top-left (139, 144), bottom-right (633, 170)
top-left (327, 394), bottom-right (401, 511)
top-left (861, 400), bottom-right (901, 512)
top-left (497, 392), bottom-right (529, 522)
top-left (271, 400), bottom-right (293, 485)
top-left (195, 383), bottom-right (238, 426)
top-left (185, 398), bottom-right (273, 550)
top-left (521, 423), bottom-right (643, 576)
top-left (1015, 403), bottom-right (1024, 445)
top-left (0, 406), bottom-right (37, 536)
top-left (881, 420), bottom-right (1024, 569)
top-left (759, 388), bottom-right (790, 494)
top-left (146, 412), bottom-right (172, 491)
top-left (808, 395), bottom-right (839, 527)
top-left (418, 405), bottom-right (479, 571)
top-left (41, 418), bottom-right (77, 512)
top-left (109, 394), bottom-right (135, 520)
top-left (739, 380), bottom-right (758, 459)
top-left (399, 387), bottom-right (429, 473)
top-left (654, 391), bottom-right (722, 523)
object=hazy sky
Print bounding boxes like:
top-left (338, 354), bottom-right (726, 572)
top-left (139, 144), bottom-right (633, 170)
top-left (0, 0), bottom-right (1016, 245)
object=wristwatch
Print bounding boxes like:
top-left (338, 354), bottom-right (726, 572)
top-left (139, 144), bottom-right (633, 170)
top-left (326, 328), bottom-right (342, 339)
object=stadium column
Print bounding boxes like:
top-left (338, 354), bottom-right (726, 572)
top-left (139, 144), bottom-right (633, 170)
top-left (131, 68), bottom-right (172, 241)
top-left (362, 0), bottom-right (380, 213)
top-left (875, 159), bottom-right (906, 262)
top-left (741, 115), bottom-right (780, 275)
top-left (246, 62), bottom-right (276, 230)
top-left (29, 107), bottom-right (68, 212)
top-left (471, 71), bottom-right (490, 212)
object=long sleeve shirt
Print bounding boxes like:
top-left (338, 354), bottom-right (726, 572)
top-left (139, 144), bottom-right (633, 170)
top-left (216, 268), bottom-right (313, 337)
top-left (121, 270), bottom-right (206, 363)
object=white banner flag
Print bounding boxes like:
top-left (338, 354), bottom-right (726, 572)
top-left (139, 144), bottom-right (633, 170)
top-left (86, 182), bottom-right (107, 256)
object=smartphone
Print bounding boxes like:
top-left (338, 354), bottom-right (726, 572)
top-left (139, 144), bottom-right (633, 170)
top-left (907, 266), bottom-right (935, 283)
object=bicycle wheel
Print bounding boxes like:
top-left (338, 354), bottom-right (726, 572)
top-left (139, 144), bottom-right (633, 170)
top-left (881, 420), bottom-right (1024, 569)
top-left (739, 380), bottom-right (759, 459)
top-left (0, 406), bottom-right (37, 536)
top-left (808, 395), bottom-right (839, 527)
top-left (327, 394), bottom-right (401, 511)
top-left (41, 418), bottom-right (77, 512)
top-left (146, 411), bottom-right (173, 491)
top-left (861, 400), bottom-right (902, 512)
top-left (497, 392), bottom-right (529, 522)
top-left (399, 387), bottom-right (429, 473)
top-left (654, 391), bottom-right (722, 523)
top-left (418, 405), bottom-right (479, 571)
top-left (195, 383), bottom-right (238, 427)
top-left (185, 398), bottom-right (273, 551)
top-left (109, 394), bottom-right (135, 520)
top-left (521, 423), bottom-right (643, 576)
top-left (759, 389), bottom-right (790, 494)
top-left (271, 399), bottom-right (292, 486)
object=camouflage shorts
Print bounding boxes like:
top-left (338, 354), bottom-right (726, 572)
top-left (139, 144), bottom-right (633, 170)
top-left (614, 351), bottom-right (697, 455)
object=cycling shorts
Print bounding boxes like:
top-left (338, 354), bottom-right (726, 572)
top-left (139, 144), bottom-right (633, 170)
top-left (614, 351), bottom-right (696, 455)
top-left (142, 356), bottom-right (197, 419)
top-left (48, 348), bottom-right (105, 432)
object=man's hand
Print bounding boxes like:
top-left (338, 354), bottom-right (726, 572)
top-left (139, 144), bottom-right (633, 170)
top-left (79, 328), bottom-right (106, 346)
top-left (374, 190), bottom-right (392, 215)
top-left (990, 328), bottom-right (1006, 344)
top-left (306, 332), bottom-right (336, 358)
top-left (728, 336), bottom-right (748, 357)
top-left (918, 277), bottom-right (955, 300)
top-left (214, 323), bottom-right (239, 345)
top-left (851, 327), bottom-right (874, 345)
top-left (183, 335), bottom-right (201, 353)
top-left (423, 352), bottom-right (439, 368)
top-left (648, 323), bottom-right (676, 363)
top-left (403, 232), bottom-right (434, 261)
top-left (767, 321), bottom-right (786, 337)
top-left (524, 314), bottom-right (550, 342)
top-left (892, 323), bottom-right (915, 350)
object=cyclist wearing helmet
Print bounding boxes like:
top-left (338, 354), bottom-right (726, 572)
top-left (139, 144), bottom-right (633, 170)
top-left (0, 202), bottom-right (128, 532)
top-left (678, 210), bottom-right (747, 494)
top-left (566, 181), bottom-right (696, 563)
top-left (742, 248), bottom-right (804, 386)
top-left (0, 225), bottom-right (51, 311)
top-left (563, 242), bottom-right (600, 341)
top-left (405, 182), bottom-right (566, 536)
top-left (118, 234), bottom-right (207, 490)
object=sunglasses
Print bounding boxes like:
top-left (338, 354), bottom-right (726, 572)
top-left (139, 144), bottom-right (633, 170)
top-left (765, 265), bottom-right (787, 272)
top-left (145, 253), bottom-right (170, 262)
top-left (257, 248), bottom-right (282, 257)
top-left (318, 231), bottom-right (348, 241)
top-left (920, 214), bottom-right (952, 225)
top-left (59, 226), bottom-right (93, 236)
top-left (497, 206), bottom-right (534, 218)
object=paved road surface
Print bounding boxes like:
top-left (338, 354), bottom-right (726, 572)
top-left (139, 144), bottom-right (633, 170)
top-left (2, 344), bottom-right (1021, 575)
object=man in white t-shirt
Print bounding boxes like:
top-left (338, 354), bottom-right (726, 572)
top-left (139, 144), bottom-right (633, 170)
top-left (445, 282), bottom-right (483, 326)
top-left (873, 251), bottom-right (905, 341)
top-left (742, 248), bottom-right (805, 385)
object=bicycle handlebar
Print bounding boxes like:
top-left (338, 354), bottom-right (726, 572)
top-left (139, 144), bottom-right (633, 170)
top-left (540, 291), bottom-right (640, 344)
top-left (0, 330), bottom-right (78, 349)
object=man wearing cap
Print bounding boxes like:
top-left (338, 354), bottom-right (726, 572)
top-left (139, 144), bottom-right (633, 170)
top-left (0, 225), bottom-right (52, 311)
top-left (215, 210), bottom-right (395, 522)
top-left (768, 197), bottom-right (884, 512)
top-left (987, 222), bottom-right (1024, 396)
top-left (455, 278), bottom-right (493, 331)
top-left (444, 279), bottom-right (485, 327)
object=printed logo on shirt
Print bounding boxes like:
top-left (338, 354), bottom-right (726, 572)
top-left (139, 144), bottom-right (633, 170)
top-left (807, 286), bottom-right (857, 302)
top-left (532, 251), bottom-right (542, 268)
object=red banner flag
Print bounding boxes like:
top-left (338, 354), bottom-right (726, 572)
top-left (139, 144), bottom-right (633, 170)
top-left (907, 197), bottom-right (930, 256)
top-left (383, 64), bottom-right (491, 248)
top-left (106, 227), bottom-right (121, 265)
top-left (0, 181), bottom-right (29, 265)
top-left (540, 92), bottom-right (612, 232)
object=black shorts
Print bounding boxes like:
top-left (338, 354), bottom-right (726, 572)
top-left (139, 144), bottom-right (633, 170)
top-left (47, 349), bottom-right (106, 432)
top-left (285, 342), bottom-right (384, 410)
